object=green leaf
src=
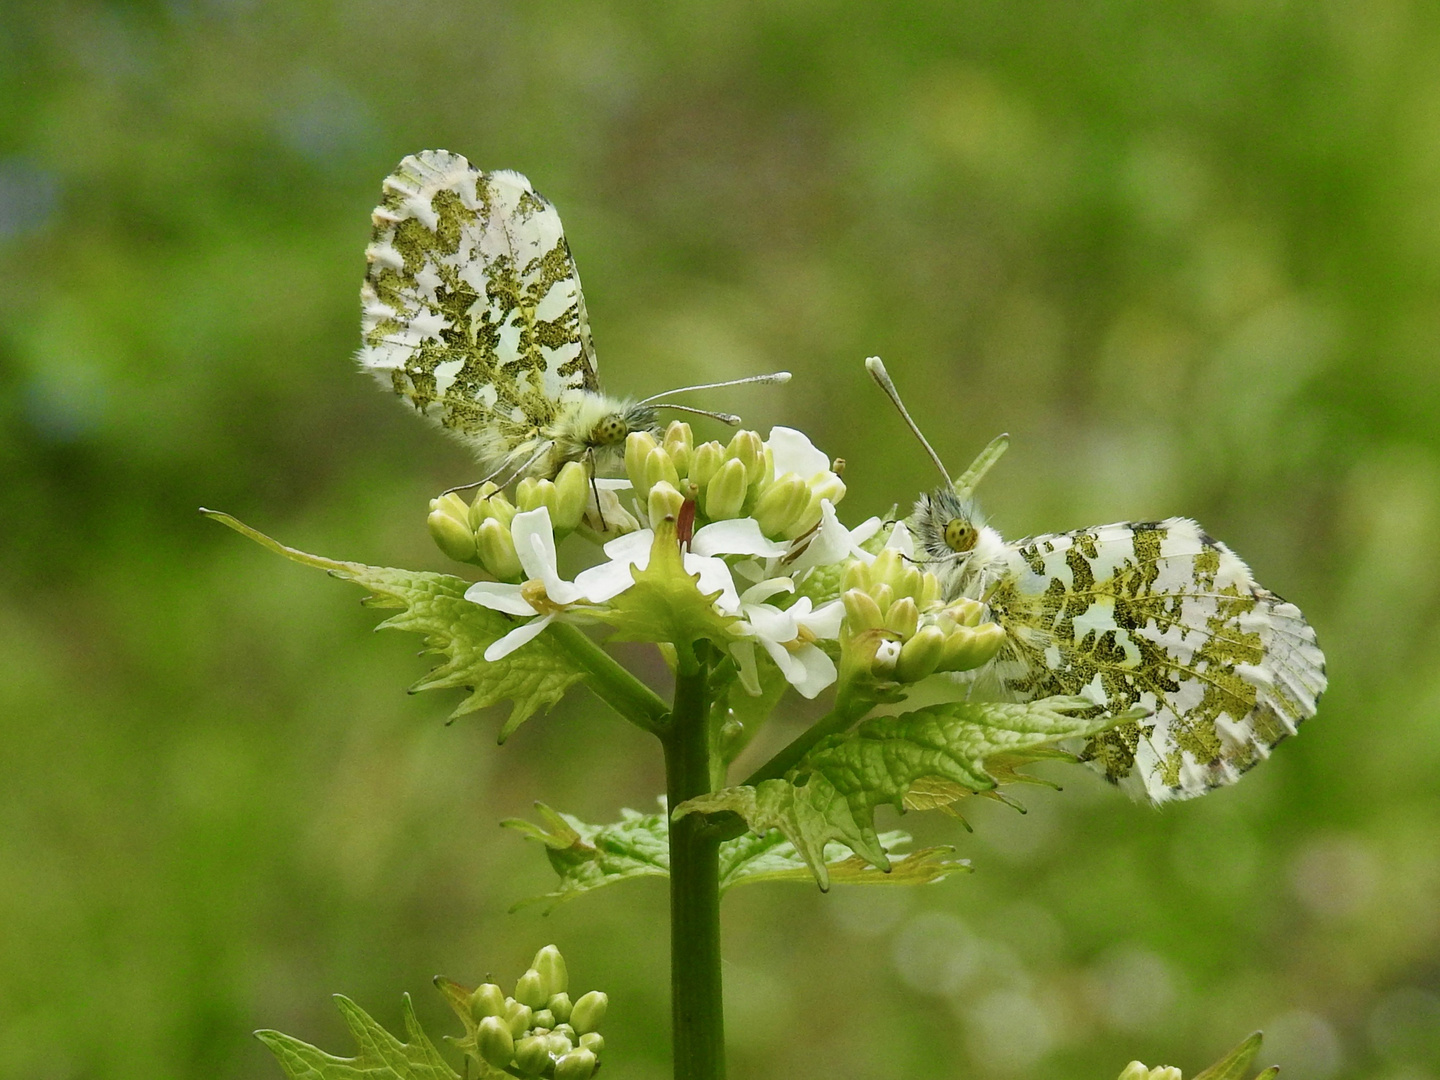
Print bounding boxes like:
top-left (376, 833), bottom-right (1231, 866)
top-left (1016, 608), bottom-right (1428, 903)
top-left (205, 511), bottom-right (585, 740)
top-left (256, 993), bottom-right (468, 1080)
top-left (502, 802), bottom-right (671, 911)
top-left (676, 697), bottom-right (1145, 887)
top-left (503, 803), bottom-right (968, 909)
top-left (1192, 1032), bottom-right (1269, 1080)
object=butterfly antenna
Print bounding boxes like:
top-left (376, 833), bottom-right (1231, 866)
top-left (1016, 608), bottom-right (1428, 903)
top-left (635, 370), bottom-right (792, 406)
top-left (653, 403), bottom-right (742, 425)
top-left (864, 356), bottom-right (955, 491)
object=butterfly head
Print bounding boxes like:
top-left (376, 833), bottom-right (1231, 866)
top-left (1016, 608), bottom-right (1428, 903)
top-left (588, 404), bottom-right (660, 449)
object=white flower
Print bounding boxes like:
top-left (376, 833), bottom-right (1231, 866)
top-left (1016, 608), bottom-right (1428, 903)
top-left (784, 499), bottom-right (883, 573)
top-left (729, 577), bottom-right (845, 700)
top-left (465, 506), bottom-right (642, 661)
top-left (766, 426), bottom-right (832, 479)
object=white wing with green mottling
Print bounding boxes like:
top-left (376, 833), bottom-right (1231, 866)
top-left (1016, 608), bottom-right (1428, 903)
top-left (958, 517), bottom-right (1326, 803)
top-left (358, 150), bottom-right (600, 474)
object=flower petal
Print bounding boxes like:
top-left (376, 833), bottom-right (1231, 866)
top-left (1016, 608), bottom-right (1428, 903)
top-left (528, 532), bottom-right (584, 605)
top-left (730, 640), bottom-right (763, 696)
top-left (767, 426), bottom-right (831, 479)
top-left (743, 601), bottom-right (798, 643)
top-left (683, 553), bottom-right (742, 614)
top-left (884, 520), bottom-right (915, 558)
top-left (786, 500), bottom-right (870, 572)
top-left (483, 613), bottom-right (553, 661)
top-left (786, 643), bottom-right (839, 699)
top-left (511, 507), bottom-right (559, 582)
top-left (603, 528), bottom-right (654, 564)
top-left (691, 518), bottom-right (789, 558)
top-left (464, 581), bottom-right (537, 616)
top-left (800, 598), bottom-right (845, 640)
top-left (573, 558), bottom-right (641, 603)
top-left (740, 577), bottom-right (795, 606)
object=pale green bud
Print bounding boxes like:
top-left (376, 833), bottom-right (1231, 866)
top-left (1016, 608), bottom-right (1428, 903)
top-left (753, 474), bottom-right (810, 536)
top-left (808, 472), bottom-right (846, 507)
top-left (552, 463), bottom-right (590, 533)
top-left (869, 582), bottom-right (894, 615)
top-left (578, 1032), bottom-right (604, 1054)
top-left (504, 999), bottom-right (533, 1037)
top-left (515, 477), bottom-right (560, 518)
top-left (947, 596), bottom-right (985, 627)
top-left (474, 518), bottom-right (523, 581)
top-left (648, 480), bottom-right (685, 524)
top-left (471, 489), bottom-right (516, 531)
top-left (476, 1015), bottom-right (515, 1069)
top-left (918, 570), bottom-right (942, 609)
top-left (513, 1035), bottom-right (551, 1076)
top-left (884, 596), bottom-right (919, 638)
top-left (869, 548), bottom-right (906, 589)
top-left (515, 968), bottom-right (549, 1009)
top-left (468, 982), bottom-right (507, 1022)
top-left (545, 1031), bottom-right (574, 1057)
top-left (896, 625), bottom-right (946, 682)
top-left (546, 992), bottom-right (573, 1024)
top-left (938, 621), bottom-right (1006, 673)
top-left (428, 497), bottom-right (476, 562)
top-left (531, 1009), bottom-right (555, 1030)
top-left (531, 944), bottom-right (568, 997)
top-left (625, 431), bottom-right (659, 496)
top-left (554, 1048), bottom-right (597, 1080)
top-left (1117, 1064), bottom-right (1150, 1080)
top-left (842, 589), bottom-right (884, 631)
top-left (702, 458), bottom-right (749, 520)
top-left (662, 421), bottom-right (694, 475)
top-left (786, 492), bottom-right (826, 540)
top-left (841, 560), bottom-right (867, 593)
top-left (570, 990), bottom-right (608, 1034)
top-left (643, 447), bottom-right (681, 499)
top-left (725, 430), bottom-right (765, 486)
top-left (1150, 1070), bottom-right (1182, 1080)
top-left (690, 441), bottom-right (724, 488)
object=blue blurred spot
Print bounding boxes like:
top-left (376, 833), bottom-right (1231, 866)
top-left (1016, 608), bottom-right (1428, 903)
top-left (275, 75), bottom-right (377, 169)
top-left (0, 159), bottom-right (60, 241)
top-left (22, 369), bottom-right (108, 444)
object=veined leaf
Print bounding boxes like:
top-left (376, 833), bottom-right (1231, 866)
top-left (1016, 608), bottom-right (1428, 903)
top-left (676, 697), bottom-right (1146, 887)
top-left (256, 993), bottom-right (473, 1080)
top-left (504, 803), bottom-right (968, 909)
top-left (205, 511), bottom-right (585, 740)
top-left (1192, 1032), bottom-right (1273, 1080)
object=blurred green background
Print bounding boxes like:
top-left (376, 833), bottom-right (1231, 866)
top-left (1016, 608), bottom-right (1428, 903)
top-left (3, 3), bottom-right (1439, 1078)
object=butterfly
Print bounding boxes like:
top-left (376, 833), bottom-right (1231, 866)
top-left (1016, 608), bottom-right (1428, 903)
top-left (359, 150), bottom-right (785, 485)
top-left (866, 357), bottom-right (1327, 804)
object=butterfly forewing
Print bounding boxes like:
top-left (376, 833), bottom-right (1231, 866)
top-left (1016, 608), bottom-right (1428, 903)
top-left (359, 151), bottom-right (599, 469)
top-left (971, 517), bottom-right (1325, 803)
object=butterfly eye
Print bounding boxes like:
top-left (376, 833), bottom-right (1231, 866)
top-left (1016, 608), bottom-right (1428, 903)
top-left (944, 519), bottom-right (978, 553)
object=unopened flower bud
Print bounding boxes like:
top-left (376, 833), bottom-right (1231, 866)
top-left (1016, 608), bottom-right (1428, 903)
top-left (896, 625), bottom-right (946, 682)
top-left (842, 589), bottom-right (884, 631)
top-left (468, 982), bottom-right (507, 1022)
top-left (786, 492), bottom-right (827, 540)
top-left (869, 582), bottom-right (894, 615)
top-left (531, 1009), bottom-right (555, 1030)
top-left (1151, 1070), bottom-right (1182, 1080)
top-left (547, 992), bottom-right (573, 1024)
top-left (809, 472), bottom-right (846, 506)
top-left (725, 430), bottom-right (765, 484)
top-left (869, 548), bottom-right (905, 588)
top-left (884, 596), bottom-right (919, 638)
top-left (648, 480), bottom-right (685, 525)
top-left (625, 431), bottom-right (659, 496)
top-left (690, 441), bottom-right (724, 488)
top-left (531, 944), bottom-right (568, 997)
top-left (939, 621), bottom-right (1006, 672)
top-left (579, 1032), bottom-right (604, 1054)
top-left (947, 596), bottom-right (985, 626)
top-left (428, 496), bottom-right (477, 562)
top-left (504, 1000), bottom-right (533, 1037)
top-left (551, 463), bottom-right (590, 533)
top-left (1117, 1064), bottom-right (1150, 1080)
top-left (545, 1030), bottom-right (574, 1056)
top-left (515, 968), bottom-right (549, 1009)
top-left (918, 571), bottom-right (942, 609)
top-left (702, 458), bottom-right (749, 520)
top-left (570, 990), bottom-right (608, 1034)
top-left (513, 1035), bottom-right (551, 1076)
top-left (554, 1048), bottom-right (597, 1080)
top-left (471, 488), bottom-right (516, 531)
top-left (474, 518), bottom-right (523, 581)
top-left (643, 447), bottom-right (680, 498)
top-left (753, 475), bottom-right (810, 536)
top-left (476, 1015), bottom-right (515, 1069)
top-left (662, 421), bottom-right (694, 472)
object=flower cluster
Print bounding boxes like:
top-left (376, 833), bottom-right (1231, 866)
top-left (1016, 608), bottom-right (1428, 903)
top-left (439, 421), bottom-right (1005, 703)
top-left (1118, 1066), bottom-right (1182, 1080)
top-left (460, 945), bottom-right (606, 1080)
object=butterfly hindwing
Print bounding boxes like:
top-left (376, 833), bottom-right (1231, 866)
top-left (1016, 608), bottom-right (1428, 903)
top-left (359, 151), bottom-right (600, 472)
top-left (971, 518), bottom-right (1325, 803)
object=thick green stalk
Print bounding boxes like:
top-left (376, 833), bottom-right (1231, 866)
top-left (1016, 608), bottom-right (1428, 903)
top-left (662, 649), bottom-right (725, 1080)
top-left (545, 621), bottom-right (670, 735)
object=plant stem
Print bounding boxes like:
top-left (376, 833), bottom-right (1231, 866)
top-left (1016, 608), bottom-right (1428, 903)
top-left (662, 648), bottom-right (725, 1080)
top-left (545, 621), bottom-right (670, 735)
top-left (741, 699), bottom-right (870, 785)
